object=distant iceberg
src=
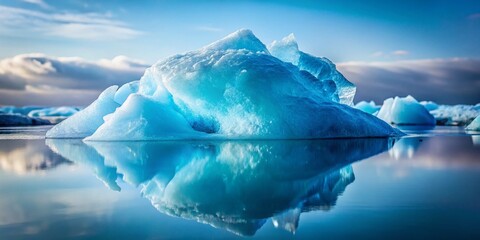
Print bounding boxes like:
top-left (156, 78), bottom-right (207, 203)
top-left (0, 113), bottom-right (50, 126)
top-left (358, 98), bottom-right (479, 126)
top-left (466, 115), bottom-right (480, 131)
top-left (419, 101), bottom-right (439, 111)
top-left (28, 106), bottom-right (79, 118)
top-left (28, 106), bottom-right (80, 124)
top-left (377, 95), bottom-right (435, 125)
top-left (430, 104), bottom-right (480, 126)
top-left (0, 105), bottom-right (80, 125)
top-left (47, 29), bottom-right (401, 140)
top-left (354, 101), bottom-right (381, 115)
top-left (0, 106), bottom-right (44, 115)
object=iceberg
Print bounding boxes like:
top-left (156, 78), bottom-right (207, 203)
top-left (47, 29), bottom-right (401, 140)
top-left (377, 96), bottom-right (435, 125)
top-left (0, 113), bottom-right (50, 126)
top-left (466, 115), bottom-right (480, 131)
top-left (114, 80), bottom-right (140, 105)
top-left (430, 104), bottom-right (480, 126)
top-left (419, 101), bottom-right (439, 111)
top-left (45, 86), bottom-right (120, 138)
top-left (0, 106), bottom-right (44, 115)
top-left (354, 101), bottom-right (381, 115)
top-left (27, 106), bottom-right (80, 124)
top-left (27, 107), bottom-right (79, 118)
top-left (268, 34), bottom-right (356, 105)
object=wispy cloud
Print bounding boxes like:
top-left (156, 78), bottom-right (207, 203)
top-left (392, 50), bottom-right (409, 56)
top-left (371, 50), bottom-right (409, 58)
top-left (371, 51), bottom-right (384, 57)
top-left (0, 53), bottom-right (149, 105)
top-left (0, 5), bottom-right (142, 40)
top-left (338, 58), bottom-right (480, 104)
top-left (468, 13), bottom-right (480, 20)
top-left (22, 0), bottom-right (51, 9)
top-left (195, 26), bottom-right (223, 32)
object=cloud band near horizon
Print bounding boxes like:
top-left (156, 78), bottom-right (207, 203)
top-left (338, 58), bottom-right (480, 105)
top-left (0, 54), bottom-right (479, 106)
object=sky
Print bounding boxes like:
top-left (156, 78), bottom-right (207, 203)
top-left (0, 0), bottom-right (479, 106)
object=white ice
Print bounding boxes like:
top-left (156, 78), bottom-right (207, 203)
top-left (430, 104), bottom-right (480, 126)
top-left (46, 86), bottom-right (120, 138)
top-left (466, 115), bottom-right (480, 131)
top-left (28, 106), bottom-right (79, 118)
top-left (377, 95), bottom-right (435, 125)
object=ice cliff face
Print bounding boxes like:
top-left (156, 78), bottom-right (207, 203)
top-left (47, 29), bottom-right (401, 140)
top-left (269, 33), bottom-right (356, 105)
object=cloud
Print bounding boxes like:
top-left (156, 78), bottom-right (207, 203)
top-left (195, 26), bottom-right (223, 32)
top-left (22, 0), bottom-right (51, 9)
top-left (0, 53), bottom-right (149, 106)
top-left (371, 50), bottom-right (409, 58)
top-left (0, 5), bottom-right (142, 40)
top-left (338, 58), bottom-right (480, 104)
top-left (371, 51), bottom-right (384, 57)
top-left (392, 50), bottom-right (409, 56)
top-left (468, 13), bottom-right (480, 20)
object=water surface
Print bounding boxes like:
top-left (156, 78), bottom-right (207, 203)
top-left (0, 126), bottom-right (479, 239)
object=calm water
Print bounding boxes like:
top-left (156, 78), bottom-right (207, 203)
top-left (0, 126), bottom-right (479, 239)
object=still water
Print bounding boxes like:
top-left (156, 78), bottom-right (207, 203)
top-left (0, 126), bottom-right (479, 239)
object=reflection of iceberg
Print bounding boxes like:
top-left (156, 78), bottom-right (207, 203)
top-left (389, 137), bottom-right (423, 159)
top-left (46, 138), bottom-right (393, 236)
top-left (46, 139), bottom-right (121, 191)
top-left (375, 136), bottom-right (480, 172)
top-left (472, 135), bottom-right (480, 146)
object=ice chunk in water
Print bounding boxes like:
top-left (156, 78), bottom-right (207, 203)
top-left (377, 96), bottom-right (435, 125)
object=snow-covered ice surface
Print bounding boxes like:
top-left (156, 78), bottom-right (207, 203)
top-left (466, 115), bottom-right (480, 131)
top-left (47, 29), bottom-right (401, 140)
top-left (430, 104), bottom-right (480, 126)
top-left (377, 96), bottom-right (435, 125)
top-left (354, 101), bottom-right (381, 114)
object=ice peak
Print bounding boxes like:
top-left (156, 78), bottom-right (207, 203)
top-left (270, 33), bottom-right (299, 51)
top-left (268, 33), bottom-right (300, 65)
top-left (284, 33), bottom-right (298, 45)
top-left (204, 29), bottom-right (269, 53)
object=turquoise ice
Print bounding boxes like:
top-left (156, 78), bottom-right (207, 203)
top-left (466, 115), bottom-right (480, 131)
top-left (47, 29), bottom-right (401, 140)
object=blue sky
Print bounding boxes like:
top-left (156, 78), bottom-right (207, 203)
top-left (0, 0), bottom-right (479, 105)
